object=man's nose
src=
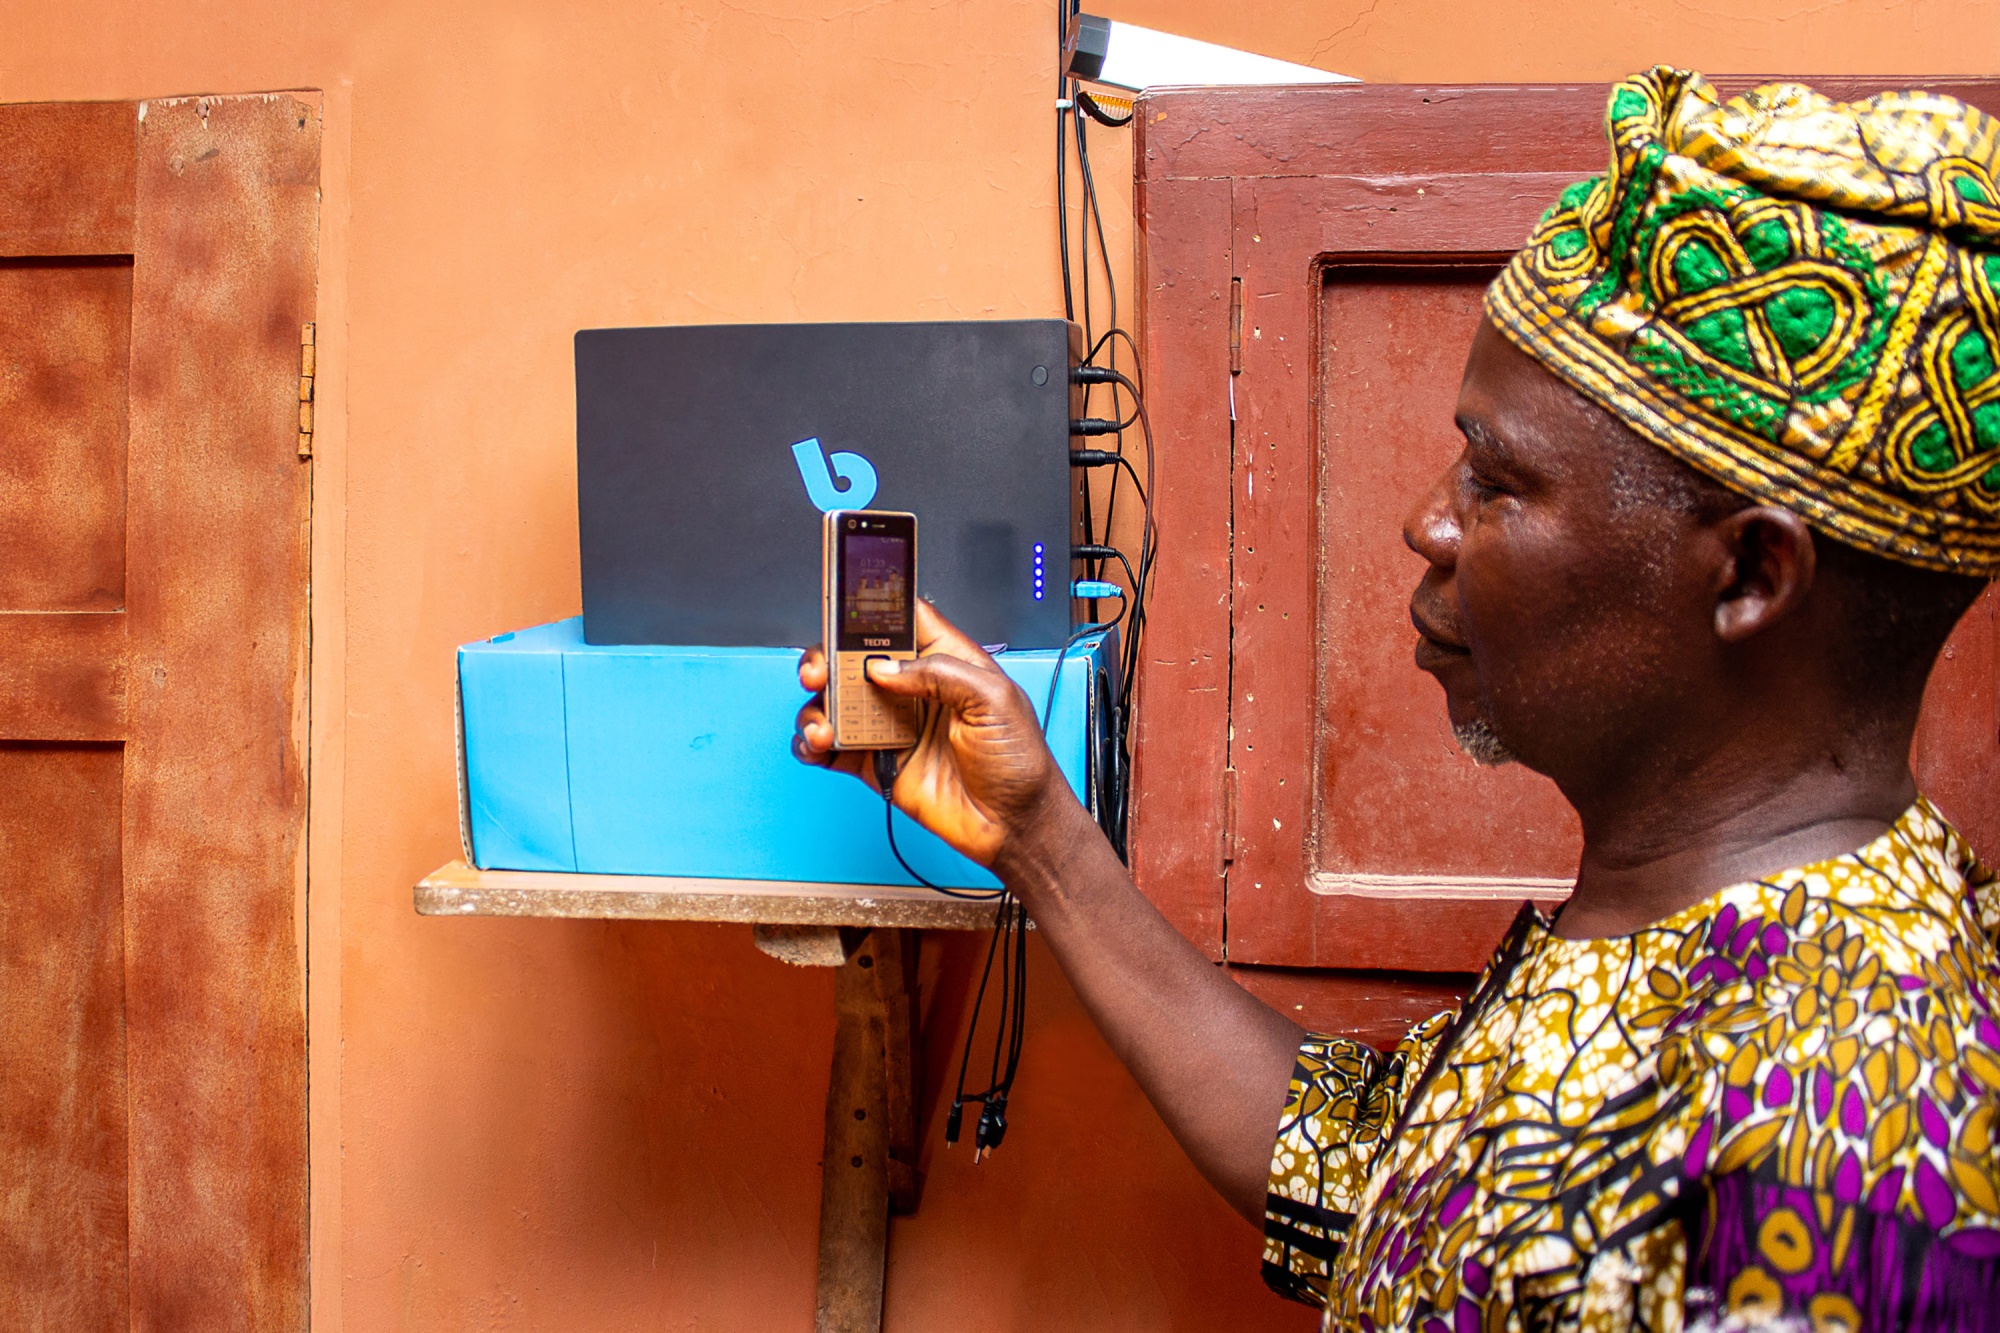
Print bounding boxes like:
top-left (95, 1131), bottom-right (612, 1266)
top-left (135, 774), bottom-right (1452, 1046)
top-left (1403, 468), bottom-right (1461, 569)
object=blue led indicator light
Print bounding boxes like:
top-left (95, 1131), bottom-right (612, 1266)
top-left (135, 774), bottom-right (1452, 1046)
top-left (1032, 543), bottom-right (1046, 600)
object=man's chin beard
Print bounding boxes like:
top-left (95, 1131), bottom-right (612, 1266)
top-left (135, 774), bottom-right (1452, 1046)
top-left (1452, 717), bottom-right (1519, 767)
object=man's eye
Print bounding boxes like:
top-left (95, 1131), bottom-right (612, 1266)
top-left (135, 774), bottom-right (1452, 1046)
top-left (1467, 471), bottom-right (1508, 500)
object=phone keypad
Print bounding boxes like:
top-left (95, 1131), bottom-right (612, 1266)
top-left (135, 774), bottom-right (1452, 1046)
top-left (833, 654), bottom-right (918, 748)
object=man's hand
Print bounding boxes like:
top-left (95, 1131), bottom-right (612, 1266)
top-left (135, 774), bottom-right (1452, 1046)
top-left (795, 600), bottom-right (1304, 1226)
top-left (792, 600), bottom-right (1071, 868)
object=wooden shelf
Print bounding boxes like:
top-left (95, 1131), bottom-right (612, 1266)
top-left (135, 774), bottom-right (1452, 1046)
top-left (413, 861), bottom-right (978, 1328)
top-left (414, 859), bottom-right (1003, 931)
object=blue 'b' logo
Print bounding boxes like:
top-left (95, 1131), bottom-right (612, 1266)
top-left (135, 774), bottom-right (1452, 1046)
top-left (791, 437), bottom-right (878, 511)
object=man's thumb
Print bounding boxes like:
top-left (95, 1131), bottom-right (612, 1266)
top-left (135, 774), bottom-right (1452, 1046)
top-left (865, 653), bottom-right (994, 714)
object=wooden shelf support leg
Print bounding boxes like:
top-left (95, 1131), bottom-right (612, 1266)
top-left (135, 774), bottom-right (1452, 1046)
top-left (813, 929), bottom-right (918, 1333)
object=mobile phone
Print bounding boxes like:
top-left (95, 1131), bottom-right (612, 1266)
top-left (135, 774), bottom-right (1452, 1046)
top-left (822, 509), bottom-right (921, 750)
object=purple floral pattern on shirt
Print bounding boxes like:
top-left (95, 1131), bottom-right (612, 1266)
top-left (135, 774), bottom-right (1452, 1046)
top-left (1263, 800), bottom-right (2000, 1332)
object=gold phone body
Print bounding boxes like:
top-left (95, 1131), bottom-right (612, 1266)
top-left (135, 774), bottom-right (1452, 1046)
top-left (823, 509), bottom-right (920, 750)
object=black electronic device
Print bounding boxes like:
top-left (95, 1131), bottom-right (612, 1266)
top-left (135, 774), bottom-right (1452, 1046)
top-left (576, 319), bottom-right (1082, 648)
top-left (822, 509), bottom-right (920, 750)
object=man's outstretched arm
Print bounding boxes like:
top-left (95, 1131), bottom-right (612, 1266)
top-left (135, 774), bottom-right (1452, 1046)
top-left (794, 602), bottom-right (1304, 1223)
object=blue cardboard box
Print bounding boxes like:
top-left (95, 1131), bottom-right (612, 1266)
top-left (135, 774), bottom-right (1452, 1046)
top-left (455, 618), bottom-right (1110, 891)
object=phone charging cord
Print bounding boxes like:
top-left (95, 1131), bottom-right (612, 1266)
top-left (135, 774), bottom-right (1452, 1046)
top-left (872, 749), bottom-right (1000, 901)
top-left (872, 747), bottom-right (1023, 1159)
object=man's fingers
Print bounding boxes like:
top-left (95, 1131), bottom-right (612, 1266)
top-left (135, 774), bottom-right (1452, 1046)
top-left (798, 645), bottom-right (828, 692)
top-left (792, 703), bottom-right (873, 782)
top-left (793, 701), bottom-right (835, 763)
top-left (914, 600), bottom-right (998, 669)
top-left (865, 650), bottom-right (1010, 717)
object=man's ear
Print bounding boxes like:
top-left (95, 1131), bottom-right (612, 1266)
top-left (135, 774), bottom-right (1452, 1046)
top-left (1712, 506), bottom-right (1818, 643)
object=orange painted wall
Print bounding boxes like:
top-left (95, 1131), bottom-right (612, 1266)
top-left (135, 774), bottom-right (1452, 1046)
top-left (2, 0), bottom-right (1995, 1327)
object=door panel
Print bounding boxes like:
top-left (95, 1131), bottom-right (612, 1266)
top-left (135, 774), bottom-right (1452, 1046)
top-left (1312, 267), bottom-right (1580, 890)
top-left (0, 743), bottom-right (128, 1332)
top-left (0, 260), bottom-right (131, 611)
top-left (0, 95), bottom-right (317, 1329)
top-left (0, 101), bottom-right (134, 255)
top-left (0, 613), bottom-right (128, 740)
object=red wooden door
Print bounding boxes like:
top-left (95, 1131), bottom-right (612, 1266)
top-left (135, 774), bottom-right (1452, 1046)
top-left (1131, 82), bottom-right (2000, 1021)
top-left (0, 97), bottom-right (318, 1328)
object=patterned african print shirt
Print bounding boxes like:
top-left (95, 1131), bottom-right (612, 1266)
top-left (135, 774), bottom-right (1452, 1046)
top-left (1264, 799), bottom-right (2000, 1332)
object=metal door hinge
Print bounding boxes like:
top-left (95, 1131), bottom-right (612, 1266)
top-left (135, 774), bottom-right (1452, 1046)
top-left (1228, 277), bottom-right (1243, 375)
top-left (1221, 766), bottom-right (1239, 864)
top-left (298, 322), bottom-right (316, 459)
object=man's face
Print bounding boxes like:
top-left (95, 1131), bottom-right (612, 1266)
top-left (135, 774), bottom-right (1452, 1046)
top-left (1404, 322), bottom-right (1716, 785)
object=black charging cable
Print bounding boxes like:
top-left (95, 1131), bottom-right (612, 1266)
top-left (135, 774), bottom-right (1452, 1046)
top-left (945, 887), bottom-right (1015, 1152)
top-left (1073, 366), bottom-right (1157, 723)
top-left (1070, 545), bottom-right (1137, 603)
top-left (872, 621), bottom-right (1112, 896)
top-left (873, 747), bottom-right (1002, 902)
top-left (945, 620), bottom-right (1115, 1156)
top-left (963, 893), bottom-right (1029, 1160)
top-left (895, 622), bottom-right (1116, 1161)
top-left (949, 0), bottom-right (1143, 1157)
top-left (1056, 3), bottom-right (1151, 866)
top-left (1069, 450), bottom-right (1148, 508)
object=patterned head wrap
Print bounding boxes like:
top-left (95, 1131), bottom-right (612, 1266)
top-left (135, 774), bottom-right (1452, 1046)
top-left (1486, 68), bottom-right (2000, 576)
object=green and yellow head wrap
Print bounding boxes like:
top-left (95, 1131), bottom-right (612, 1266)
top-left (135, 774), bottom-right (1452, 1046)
top-left (1486, 67), bottom-right (2000, 576)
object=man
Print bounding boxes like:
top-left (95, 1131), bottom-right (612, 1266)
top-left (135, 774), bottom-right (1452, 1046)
top-left (795, 69), bottom-right (2000, 1328)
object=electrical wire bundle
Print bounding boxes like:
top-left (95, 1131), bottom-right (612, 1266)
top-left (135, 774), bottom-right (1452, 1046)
top-left (1058, 0), bottom-right (1155, 863)
top-left (870, 643), bottom-right (1109, 1162)
top-left (877, 0), bottom-right (1158, 1162)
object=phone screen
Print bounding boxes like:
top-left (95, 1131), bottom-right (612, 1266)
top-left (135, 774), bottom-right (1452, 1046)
top-left (836, 515), bottom-right (915, 652)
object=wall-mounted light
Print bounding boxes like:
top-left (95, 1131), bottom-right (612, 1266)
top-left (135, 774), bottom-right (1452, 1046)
top-left (1064, 14), bottom-right (1357, 94)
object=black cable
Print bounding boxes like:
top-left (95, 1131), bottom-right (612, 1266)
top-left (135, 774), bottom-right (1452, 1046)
top-left (1075, 241), bottom-right (1134, 676)
top-left (962, 890), bottom-right (1032, 1159)
top-left (967, 894), bottom-right (1031, 1159)
top-left (1055, 4), bottom-right (1073, 322)
top-left (946, 886), bottom-right (1013, 1148)
top-left (1074, 401), bottom-right (1141, 431)
top-left (1090, 371), bottom-right (1156, 717)
top-left (1073, 87), bottom-right (1125, 549)
top-left (1085, 328), bottom-right (1142, 382)
top-left (1056, 1), bottom-right (1149, 861)
top-left (1007, 897), bottom-right (1029, 1077)
top-left (1062, 10), bottom-right (1140, 591)
top-left (1004, 899), bottom-right (1028, 1088)
top-left (874, 623), bottom-right (1105, 909)
top-left (1084, 380), bottom-right (1153, 558)
top-left (1076, 89), bottom-right (1134, 127)
top-left (1070, 544), bottom-right (1137, 600)
top-left (875, 748), bottom-right (1003, 901)
top-left (1074, 375), bottom-right (1159, 720)
top-left (1081, 93), bottom-right (1098, 352)
top-left (948, 619), bottom-right (1116, 1157)
top-left (1074, 102), bottom-right (1117, 355)
top-left (1042, 619), bottom-right (1119, 732)
top-left (1070, 449), bottom-right (1148, 505)
top-left (1072, 363), bottom-right (1158, 814)
top-left (985, 897), bottom-right (1014, 1095)
top-left (1071, 368), bottom-right (1124, 590)
top-left (950, 0), bottom-right (1128, 1160)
